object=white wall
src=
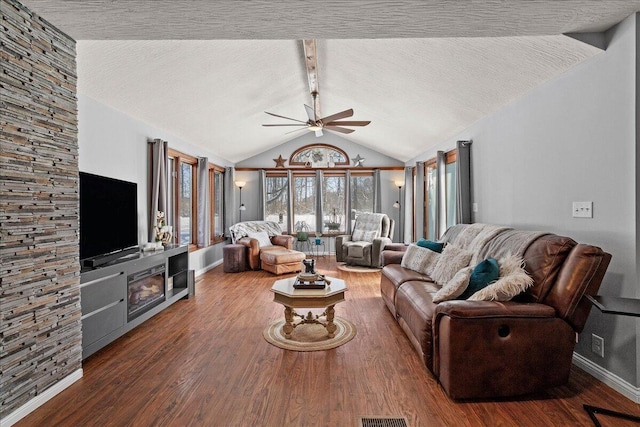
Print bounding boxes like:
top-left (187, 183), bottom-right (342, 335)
top-left (78, 94), bottom-right (233, 273)
top-left (409, 15), bottom-right (638, 387)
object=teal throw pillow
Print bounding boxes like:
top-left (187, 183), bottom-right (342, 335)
top-left (416, 238), bottom-right (444, 253)
top-left (458, 258), bottom-right (500, 300)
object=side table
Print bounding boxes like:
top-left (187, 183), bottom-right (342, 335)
top-left (312, 238), bottom-right (325, 258)
top-left (583, 295), bottom-right (640, 426)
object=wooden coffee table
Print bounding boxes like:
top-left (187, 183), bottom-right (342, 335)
top-left (271, 276), bottom-right (347, 339)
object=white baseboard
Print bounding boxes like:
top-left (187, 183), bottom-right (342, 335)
top-left (573, 352), bottom-right (640, 403)
top-left (195, 259), bottom-right (222, 277)
top-left (0, 368), bottom-right (83, 427)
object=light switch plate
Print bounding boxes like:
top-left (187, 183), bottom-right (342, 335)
top-left (572, 201), bottom-right (593, 218)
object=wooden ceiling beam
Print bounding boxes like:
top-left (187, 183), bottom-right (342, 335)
top-left (303, 39), bottom-right (321, 118)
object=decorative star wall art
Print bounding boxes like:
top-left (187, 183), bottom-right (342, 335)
top-left (273, 155), bottom-right (287, 168)
top-left (353, 154), bottom-right (365, 167)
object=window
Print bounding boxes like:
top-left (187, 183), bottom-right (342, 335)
top-left (349, 172), bottom-right (374, 218)
top-left (423, 149), bottom-right (457, 240)
top-left (289, 144), bottom-right (349, 167)
top-left (168, 149), bottom-right (197, 247)
top-left (445, 154), bottom-right (457, 229)
top-left (265, 173), bottom-right (289, 233)
top-left (293, 174), bottom-right (317, 232)
top-left (322, 173), bottom-right (346, 232)
top-left (265, 168), bottom-right (381, 236)
top-left (425, 160), bottom-right (437, 240)
top-left (209, 165), bottom-right (225, 243)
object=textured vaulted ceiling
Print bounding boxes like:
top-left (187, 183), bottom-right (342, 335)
top-left (20, 1), bottom-right (640, 163)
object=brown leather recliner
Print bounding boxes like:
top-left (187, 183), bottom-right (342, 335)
top-left (237, 234), bottom-right (294, 270)
top-left (380, 226), bottom-right (611, 399)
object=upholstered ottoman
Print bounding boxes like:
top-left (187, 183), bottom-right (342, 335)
top-left (223, 244), bottom-right (246, 273)
top-left (260, 249), bottom-right (305, 275)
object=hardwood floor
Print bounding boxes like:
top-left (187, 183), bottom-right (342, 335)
top-left (16, 257), bottom-right (640, 426)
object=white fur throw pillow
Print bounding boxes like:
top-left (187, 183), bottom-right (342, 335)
top-left (400, 244), bottom-right (440, 276)
top-left (430, 244), bottom-right (473, 285)
top-left (468, 254), bottom-right (534, 301)
top-left (247, 231), bottom-right (273, 248)
top-left (433, 266), bottom-right (473, 303)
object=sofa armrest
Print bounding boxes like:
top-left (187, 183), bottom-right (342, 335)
top-left (380, 250), bottom-right (405, 266)
top-left (371, 237), bottom-right (392, 267)
top-left (384, 243), bottom-right (409, 252)
top-left (272, 234), bottom-right (294, 249)
top-left (434, 300), bottom-right (556, 320)
top-left (335, 234), bottom-right (351, 262)
top-left (432, 300), bottom-right (575, 399)
top-left (237, 237), bottom-right (260, 270)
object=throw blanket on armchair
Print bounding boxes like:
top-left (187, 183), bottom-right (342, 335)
top-left (229, 221), bottom-right (284, 244)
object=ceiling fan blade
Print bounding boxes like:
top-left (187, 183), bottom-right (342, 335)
top-left (264, 111), bottom-right (308, 124)
top-left (318, 109), bottom-right (353, 123)
top-left (304, 104), bottom-right (316, 122)
top-left (324, 125), bottom-right (355, 134)
top-left (262, 124), bottom-right (308, 127)
top-left (324, 120), bottom-right (371, 127)
top-left (285, 127), bottom-right (310, 135)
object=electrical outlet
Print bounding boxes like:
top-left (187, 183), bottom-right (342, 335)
top-left (592, 334), bottom-right (604, 357)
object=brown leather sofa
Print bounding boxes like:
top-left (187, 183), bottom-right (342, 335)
top-left (380, 225), bottom-right (611, 399)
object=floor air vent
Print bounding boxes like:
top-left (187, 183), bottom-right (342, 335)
top-left (359, 417), bottom-right (409, 427)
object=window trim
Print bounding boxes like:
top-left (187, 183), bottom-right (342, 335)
top-left (208, 164), bottom-right (226, 244)
top-left (289, 143), bottom-right (350, 167)
top-left (423, 149), bottom-right (456, 240)
top-left (168, 148), bottom-right (198, 250)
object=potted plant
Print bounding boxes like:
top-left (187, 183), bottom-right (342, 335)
top-left (324, 208), bottom-right (341, 231)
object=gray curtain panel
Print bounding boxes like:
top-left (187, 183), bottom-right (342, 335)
top-left (148, 138), bottom-right (168, 243)
top-left (345, 170), bottom-right (352, 235)
top-left (403, 166), bottom-right (413, 244)
top-left (197, 157), bottom-right (209, 247)
top-left (224, 167), bottom-right (236, 235)
top-left (287, 170), bottom-right (293, 234)
top-left (258, 169), bottom-right (266, 220)
top-left (373, 169), bottom-right (382, 213)
top-left (455, 140), bottom-right (473, 224)
top-left (436, 150), bottom-right (446, 238)
top-left (315, 169), bottom-right (324, 232)
top-left (414, 161), bottom-right (425, 240)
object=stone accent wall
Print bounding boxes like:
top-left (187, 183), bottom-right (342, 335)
top-left (0, 0), bottom-right (80, 418)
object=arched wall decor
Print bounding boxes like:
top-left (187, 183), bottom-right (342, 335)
top-left (289, 144), bottom-right (350, 168)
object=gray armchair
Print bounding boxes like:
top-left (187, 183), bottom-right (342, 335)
top-left (335, 213), bottom-right (394, 267)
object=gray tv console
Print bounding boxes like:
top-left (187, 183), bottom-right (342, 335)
top-left (80, 244), bottom-right (190, 359)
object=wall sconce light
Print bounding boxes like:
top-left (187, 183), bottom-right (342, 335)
top-left (235, 180), bottom-right (246, 221)
top-left (393, 180), bottom-right (403, 243)
top-left (393, 180), bottom-right (403, 209)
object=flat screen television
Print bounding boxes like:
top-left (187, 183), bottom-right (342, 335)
top-left (79, 172), bottom-right (138, 266)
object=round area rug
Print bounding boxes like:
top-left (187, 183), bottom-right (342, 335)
top-left (263, 316), bottom-right (356, 351)
top-left (336, 262), bottom-right (381, 273)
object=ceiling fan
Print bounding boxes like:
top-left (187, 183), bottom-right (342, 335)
top-left (262, 40), bottom-right (371, 137)
top-left (263, 92), bottom-right (370, 137)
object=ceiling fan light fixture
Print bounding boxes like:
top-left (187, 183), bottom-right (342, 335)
top-left (308, 124), bottom-right (322, 131)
